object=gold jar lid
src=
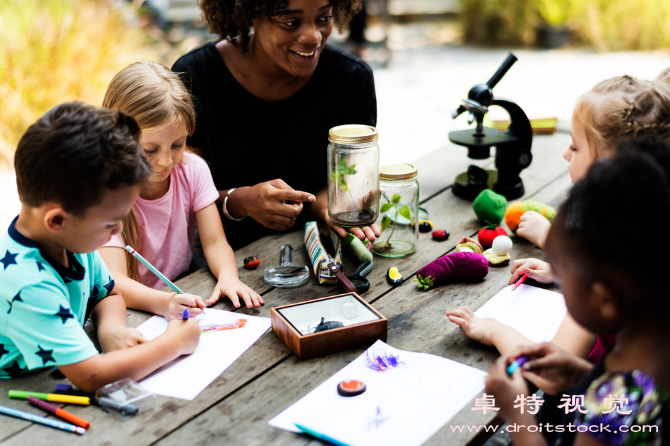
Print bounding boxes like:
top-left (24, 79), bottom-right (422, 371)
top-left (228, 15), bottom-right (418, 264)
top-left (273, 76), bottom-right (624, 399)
top-left (380, 163), bottom-right (418, 181)
top-left (328, 124), bottom-right (378, 144)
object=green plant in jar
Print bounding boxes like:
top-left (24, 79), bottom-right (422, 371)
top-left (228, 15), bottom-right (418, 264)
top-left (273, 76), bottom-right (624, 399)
top-left (378, 194), bottom-right (411, 251)
top-left (331, 159), bottom-right (365, 213)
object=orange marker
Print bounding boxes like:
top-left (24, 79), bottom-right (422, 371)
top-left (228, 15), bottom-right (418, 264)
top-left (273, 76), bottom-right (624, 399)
top-left (28, 396), bottom-right (91, 430)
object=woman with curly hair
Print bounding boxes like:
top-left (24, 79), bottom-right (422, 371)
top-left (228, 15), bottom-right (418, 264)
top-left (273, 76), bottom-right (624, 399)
top-left (172, 0), bottom-right (379, 249)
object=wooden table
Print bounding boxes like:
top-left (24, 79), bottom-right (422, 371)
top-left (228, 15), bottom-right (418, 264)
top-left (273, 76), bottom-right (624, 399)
top-left (0, 132), bottom-right (572, 446)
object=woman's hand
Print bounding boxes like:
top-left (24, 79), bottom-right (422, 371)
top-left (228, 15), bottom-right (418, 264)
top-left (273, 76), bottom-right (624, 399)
top-left (208, 277), bottom-right (264, 309)
top-left (447, 306), bottom-right (498, 346)
top-left (98, 326), bottom-right (148, 353)
top-left (324, 211), bottom-right (381, 242)
top-left (516, 211), bottom-right (551, 248)
top-left (228, 179), bottom-right (315, 231)
top-left (509, 258), bottom-right (555, 285)
top-left (166, 293), bottom-right (206, 320)
top-left (511, 343), bottom-right (593, 395)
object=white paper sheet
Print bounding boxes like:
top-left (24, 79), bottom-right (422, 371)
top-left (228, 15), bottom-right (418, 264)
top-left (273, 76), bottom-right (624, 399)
top-left (474, 284), bottom-right (567, 343)
top-left (136, 309), bottom-right (271, 400)
top-left (269, 340), bottom-right (486, 446)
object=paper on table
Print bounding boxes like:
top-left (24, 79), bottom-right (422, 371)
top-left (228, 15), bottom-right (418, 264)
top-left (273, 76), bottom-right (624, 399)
top-left (475, 284), bottom-right (567, 344)
top-left (269, 340), bottom-right (486, 446)
top-left (136, 309), bottom-right (271, 400)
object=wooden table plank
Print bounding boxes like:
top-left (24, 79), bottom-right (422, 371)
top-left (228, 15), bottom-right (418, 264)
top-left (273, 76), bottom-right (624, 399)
top-left (0, 134), bottom-right (570, 445)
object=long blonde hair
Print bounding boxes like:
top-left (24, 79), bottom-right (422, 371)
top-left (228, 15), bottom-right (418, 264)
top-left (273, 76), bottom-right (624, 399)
top-left (574, 72), bottom-right (670, 160)
top-left (102, 61), bottom-right (196, 280)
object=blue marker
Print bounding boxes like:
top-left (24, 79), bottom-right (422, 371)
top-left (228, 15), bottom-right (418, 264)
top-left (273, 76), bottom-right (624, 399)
top-left (294, 423), bottom-right (351, 446)
top-left (0, 404), bottom-right (86, 435)
top-left (182, 309), bottom-right (190, 320)
top-left (507, 356), bottom-right (529, 376)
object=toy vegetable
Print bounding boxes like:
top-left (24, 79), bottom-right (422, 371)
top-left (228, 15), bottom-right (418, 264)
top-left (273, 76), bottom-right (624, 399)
top-left (477, 224), bottom-right (507, 249)
top-left (472, 189), bottom-right (507, 226)
top-left (505, 200), bottom-right (557, 233)
top-left (414, 252), bottom-right (488, 290)
top-left (455, 237), bottom-right (483, 254)
top-left (483, 235), bottom-right (513, 266)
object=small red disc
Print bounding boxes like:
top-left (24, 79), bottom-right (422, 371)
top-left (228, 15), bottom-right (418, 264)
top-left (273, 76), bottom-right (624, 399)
top-left (337, 380), bottom-right (366, 397)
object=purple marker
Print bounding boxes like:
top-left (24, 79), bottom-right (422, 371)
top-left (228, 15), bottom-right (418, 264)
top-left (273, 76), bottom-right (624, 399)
top-left (182, 309), bottom-right (190, 320)
top-left (507, 356), bottom-right (528, 376)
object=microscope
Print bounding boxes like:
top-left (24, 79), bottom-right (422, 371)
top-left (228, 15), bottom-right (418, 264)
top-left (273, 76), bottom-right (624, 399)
top-left (449, 53), bottom-right (533, 200)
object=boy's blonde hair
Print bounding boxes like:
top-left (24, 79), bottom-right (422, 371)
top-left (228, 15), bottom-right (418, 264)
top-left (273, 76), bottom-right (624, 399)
top-left (574, 71), bottom-right (670, 160)
top-left (102, 61), bottom-right (196, 281)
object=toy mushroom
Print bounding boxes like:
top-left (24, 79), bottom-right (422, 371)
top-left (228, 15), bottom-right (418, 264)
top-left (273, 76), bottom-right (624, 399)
top-left (483, 235), bottom-right (513, 266)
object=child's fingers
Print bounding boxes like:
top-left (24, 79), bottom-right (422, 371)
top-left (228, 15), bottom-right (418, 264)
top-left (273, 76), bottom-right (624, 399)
top-left (447, 314), bottom-right (469, 330)
top-left (251, 290), bottom-right (265, 306)
top-left (193, 295), bottom-right (207, 310)
top-left (225, 291), bottom-right (241, 308)
top-left (204, 291), bottom-right (220, 306)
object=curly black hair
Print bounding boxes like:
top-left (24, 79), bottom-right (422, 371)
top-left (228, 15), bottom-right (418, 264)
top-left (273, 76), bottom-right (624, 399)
top-left (549, 141), bottom-right (670, 319)
top-left (199, 0), bottom-right (362, 49)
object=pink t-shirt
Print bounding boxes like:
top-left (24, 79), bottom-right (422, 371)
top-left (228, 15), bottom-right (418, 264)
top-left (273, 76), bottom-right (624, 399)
top-left (106, 152), bottom-right (219, 289)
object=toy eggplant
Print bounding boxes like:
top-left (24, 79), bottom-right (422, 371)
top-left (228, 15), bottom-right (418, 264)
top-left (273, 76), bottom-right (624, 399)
top-left (414, 251), bottom-right (488, 291)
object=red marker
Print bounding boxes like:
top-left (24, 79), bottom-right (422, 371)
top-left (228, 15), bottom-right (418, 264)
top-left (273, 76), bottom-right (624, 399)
top-left (513, 274), bottom-right (528, 291)
top-left (28, 396), bottom-right (91, 430)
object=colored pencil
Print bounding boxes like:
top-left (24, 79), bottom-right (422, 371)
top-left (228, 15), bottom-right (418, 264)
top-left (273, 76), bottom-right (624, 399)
top-left (28, 396), bottom-right (91, 429)
top-left (8, 390), bottom-right (90, 406)
top-left (125, 245), bottom-right (184, 294)
top-left (507, 356), bottom-right (529, 376)
top-left (294, 423), bottom-right (351, 446)
top-left (512, 274), bottom-right (528, 290)
top-left (0, 404), bottom-right (86, 435)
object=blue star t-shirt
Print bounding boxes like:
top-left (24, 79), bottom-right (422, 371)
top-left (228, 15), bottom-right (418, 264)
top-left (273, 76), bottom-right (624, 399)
top-left (0, 218), bottom-right (114, 378)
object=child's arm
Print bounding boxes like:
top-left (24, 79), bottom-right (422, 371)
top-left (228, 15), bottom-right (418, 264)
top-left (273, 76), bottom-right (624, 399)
top-left (58, 317), bottom-right (201, 393)
top-left (448, 307), bottom-right (597, 394)
top-left (91, 288), bottom-right (147, 352)
top-left (516, 211), bottom-right (552, 249)
top-left (195, 203), bottom-right (264, 309)
top-left (100, 247), bottom-right (206, 320)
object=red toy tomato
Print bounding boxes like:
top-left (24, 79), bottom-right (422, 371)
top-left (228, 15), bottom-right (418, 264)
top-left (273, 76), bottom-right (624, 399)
top-left (477, 225), bottom-right (507, 249)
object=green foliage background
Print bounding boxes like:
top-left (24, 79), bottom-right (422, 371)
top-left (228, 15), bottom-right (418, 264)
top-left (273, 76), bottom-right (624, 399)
top-left (0, 0), bottom-right (160, 166)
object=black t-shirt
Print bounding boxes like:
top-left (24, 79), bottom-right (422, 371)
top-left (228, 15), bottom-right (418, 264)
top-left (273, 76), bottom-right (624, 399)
top-left (172, 42), bottom-right (377, 249)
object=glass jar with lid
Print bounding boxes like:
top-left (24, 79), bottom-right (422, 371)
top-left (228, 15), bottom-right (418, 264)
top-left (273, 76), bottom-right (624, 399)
top-left (327, 125), bottom-right (380, 228)
top-left (372, 163), bottom-right (419, 258)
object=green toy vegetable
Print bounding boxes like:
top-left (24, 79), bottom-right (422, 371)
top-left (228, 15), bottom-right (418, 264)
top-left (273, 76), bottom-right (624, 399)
top-left (472, 189), bottom-right (507, 226)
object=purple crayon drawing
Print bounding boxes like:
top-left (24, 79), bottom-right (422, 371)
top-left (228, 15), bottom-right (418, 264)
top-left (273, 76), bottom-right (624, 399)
top-left (364, 350), bottom-right (404, 372)
top-left (366, 406), bottom-right (390, 431)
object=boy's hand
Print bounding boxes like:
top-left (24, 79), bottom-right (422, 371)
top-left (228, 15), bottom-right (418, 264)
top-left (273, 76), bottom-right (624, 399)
top-left (485, 354), bottom-right (530, 421)
top-left (509, 258), bottom-right (554, 285)
top-left (165, 318), bottom-right (201, 355)
top-left (166, 293), bottom-right (206, 320)
top-left (510, 343), bottom-right (593, 395)
top-left (447, 306), bottom-right (497, 346)
top-left (98, 326), bottom-right (147, 353)
top-left (208, 278), bottom-right (264, 308)
top-left (515, 211), bottom-right (551, 248)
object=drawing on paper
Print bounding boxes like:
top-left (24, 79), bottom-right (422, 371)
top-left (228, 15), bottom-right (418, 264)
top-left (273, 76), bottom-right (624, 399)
top-left (366, 406), bottom-right (390, 431)
top-left (201, 319), bottom-right (247, 333)
top-left (364, 349), bottom-right (404, 372)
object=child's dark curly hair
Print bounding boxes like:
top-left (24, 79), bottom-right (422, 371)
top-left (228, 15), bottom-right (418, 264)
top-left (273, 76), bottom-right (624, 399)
top-left (199, 0), bottom-right (362, 49)
top-left (550, 142), bottom-right (670, 320)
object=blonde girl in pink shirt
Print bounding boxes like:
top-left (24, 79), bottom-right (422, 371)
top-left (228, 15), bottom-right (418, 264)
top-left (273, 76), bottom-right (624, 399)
top-left (100, 62), bottom-right (263, 320)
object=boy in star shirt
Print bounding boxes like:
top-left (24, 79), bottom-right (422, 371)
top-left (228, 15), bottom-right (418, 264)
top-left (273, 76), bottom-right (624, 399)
top-left (0, 102), bottom-right (201, 392)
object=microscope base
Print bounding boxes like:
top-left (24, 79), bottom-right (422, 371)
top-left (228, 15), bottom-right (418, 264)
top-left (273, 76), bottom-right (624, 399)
top-left (452, 169), bottom-right (525, 201)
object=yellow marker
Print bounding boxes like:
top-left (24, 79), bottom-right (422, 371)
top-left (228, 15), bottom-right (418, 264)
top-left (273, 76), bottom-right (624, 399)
top-left (8, 390), bottom-right (90, 406)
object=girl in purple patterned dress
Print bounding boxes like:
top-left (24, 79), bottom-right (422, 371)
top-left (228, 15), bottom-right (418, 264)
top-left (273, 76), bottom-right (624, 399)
top-left (484, 138), bottom-right (670, 446)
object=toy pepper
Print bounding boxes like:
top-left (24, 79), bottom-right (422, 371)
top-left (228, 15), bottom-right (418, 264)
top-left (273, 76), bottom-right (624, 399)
top-left (505, 200), bottom-right (557, 233)
top-left (414, 251), bottom-right (488, 291)
top-left (472, 189), bottom-right (507, 225)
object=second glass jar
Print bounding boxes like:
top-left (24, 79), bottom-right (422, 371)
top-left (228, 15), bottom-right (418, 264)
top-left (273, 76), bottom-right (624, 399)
top-left (373, 163), bottom-right (419, 258)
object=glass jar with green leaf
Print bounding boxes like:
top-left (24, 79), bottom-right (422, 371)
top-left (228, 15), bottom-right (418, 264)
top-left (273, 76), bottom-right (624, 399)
top-left (327, 125), bottom-right (380, 228)
top-left (373, 164), bottom-right (419, 258)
